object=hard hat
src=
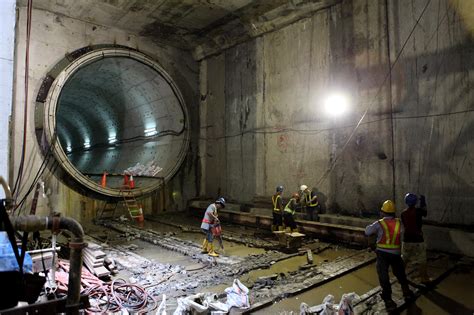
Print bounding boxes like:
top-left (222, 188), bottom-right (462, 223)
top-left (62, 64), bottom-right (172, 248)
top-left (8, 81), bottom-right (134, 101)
top-left (300, 185), bottom-right (308, 191)
top-left (404, 193), bottom-right (418, 207)
top-left (381, 200), bottom-right (395, 213)
top-left (276, 185), bottom-right (284, 193)
top-left (215, 197), bottom-right (226, 207)
top-left (292, 192), bottom-right (300, 199)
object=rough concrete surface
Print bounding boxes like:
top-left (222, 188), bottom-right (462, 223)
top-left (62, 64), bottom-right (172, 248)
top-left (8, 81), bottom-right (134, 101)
top-left (200, 0), bottom-right (474, 227)
top-left (10, 7), bottom-right (199, 221)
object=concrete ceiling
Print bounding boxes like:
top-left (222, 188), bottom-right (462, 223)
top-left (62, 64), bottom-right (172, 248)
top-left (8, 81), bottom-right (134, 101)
top-left (19, 0), bottom-right (340, 59)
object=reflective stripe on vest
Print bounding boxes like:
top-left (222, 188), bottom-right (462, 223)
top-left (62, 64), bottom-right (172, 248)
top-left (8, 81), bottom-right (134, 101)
top-left (272, 195), bottom-right (281, 212)
top-left (305, 192), bottom-right (318, 207)
top-left (284, 198), bottom-right (296, 215)
top-left (202, 218), bottom-right (211, 224)
top-left (377, 218), bottom-right (401, 249)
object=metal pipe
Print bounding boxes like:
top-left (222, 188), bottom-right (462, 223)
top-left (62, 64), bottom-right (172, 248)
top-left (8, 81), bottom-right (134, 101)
top-left (9, 215), bottom-right (84, 314)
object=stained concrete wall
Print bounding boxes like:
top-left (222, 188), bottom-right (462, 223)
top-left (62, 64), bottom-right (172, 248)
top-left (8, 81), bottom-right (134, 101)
top-left (11, 7), bottom-right (199, 221)
top-left (0, 0), bottom-right (16, 198)
top-left (201, 0), bottom-right (474, 226)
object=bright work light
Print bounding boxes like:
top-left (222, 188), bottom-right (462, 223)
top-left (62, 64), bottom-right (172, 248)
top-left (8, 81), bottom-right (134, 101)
top-left (324, 93), bottom-right (349, 116)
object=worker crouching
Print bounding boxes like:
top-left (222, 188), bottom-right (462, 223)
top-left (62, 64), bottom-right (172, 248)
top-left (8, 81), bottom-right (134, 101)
top-left (201, 198), bottom-right (225, 257)
top-left (283, 193), bottom-right (300, 233)
top-left (365, 200), bottom-right (414, 311)
top-left (271, 186), bottom-right (284, 231)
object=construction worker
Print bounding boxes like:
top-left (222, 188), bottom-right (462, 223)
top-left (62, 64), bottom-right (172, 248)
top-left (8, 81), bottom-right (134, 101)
top-left (201, 197), bottom-right (225, 257)
top-left (283, 192), bottom-right (300, 232)
top-left (365, 200), bottom-right (414, 311)
top-left (401, 193), bottom-right (431, 284)
top-left (300, 185), bottom-right (319, 221)
top-left (271, 186), bottom-right (284, 231)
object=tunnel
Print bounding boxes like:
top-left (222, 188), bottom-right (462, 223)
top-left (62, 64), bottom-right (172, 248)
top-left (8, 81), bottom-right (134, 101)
top-left (38, 48), bottom-right (189, 197)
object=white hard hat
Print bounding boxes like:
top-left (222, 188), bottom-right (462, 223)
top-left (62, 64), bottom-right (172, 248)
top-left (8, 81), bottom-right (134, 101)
top-left (300, 185), bottom-right (308, 191)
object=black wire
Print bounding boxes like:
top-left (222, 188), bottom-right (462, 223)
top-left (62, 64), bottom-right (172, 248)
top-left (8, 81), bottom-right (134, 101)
top-left (13, 135), bottom-right (59, 215)
top-left (198, 107), bottom-right (474, 141)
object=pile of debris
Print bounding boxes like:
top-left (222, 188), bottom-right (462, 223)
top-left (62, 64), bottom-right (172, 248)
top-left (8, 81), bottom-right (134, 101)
top-left (124, 161), bottom-right (163, 177)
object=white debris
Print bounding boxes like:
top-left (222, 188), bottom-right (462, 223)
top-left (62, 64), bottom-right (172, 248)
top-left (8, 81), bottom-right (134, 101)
top-left (337, 292), bottom-right (359, 315)
top-left (225, 279), bottom-right (250, 309)
top-left (124, 161), bottom-right (163, 177)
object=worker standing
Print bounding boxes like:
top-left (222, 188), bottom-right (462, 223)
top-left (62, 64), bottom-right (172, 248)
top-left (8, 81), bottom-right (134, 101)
top-left (271, 186), bottom-right (284, 231)
top-left (401, 193), bottom-right (431, 284)
top-left (300, 185), bottom-right (319, 221)
top-left (283, 193), bottom-right (300, 232)
top-left (201, 197), bottom-right (225, 257)
top-left (365, 200), bottom-right (414, 311)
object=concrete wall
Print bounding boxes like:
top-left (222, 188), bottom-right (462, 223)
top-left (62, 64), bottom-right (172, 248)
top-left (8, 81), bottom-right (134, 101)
top-left (200, 0), bottom-right (474, 226)
top-left (0, 0), bottom-right (16, 198)
top-left (11, 7), bottom-right (199, 221)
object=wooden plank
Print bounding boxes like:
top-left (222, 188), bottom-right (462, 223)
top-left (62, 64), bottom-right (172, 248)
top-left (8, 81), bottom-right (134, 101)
top-left (93, 266), bottom-right (110, 277)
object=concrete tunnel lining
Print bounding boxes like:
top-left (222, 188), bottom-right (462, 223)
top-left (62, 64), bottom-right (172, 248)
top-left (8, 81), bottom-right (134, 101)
top-left (42, 48), bottom-right (190, 197)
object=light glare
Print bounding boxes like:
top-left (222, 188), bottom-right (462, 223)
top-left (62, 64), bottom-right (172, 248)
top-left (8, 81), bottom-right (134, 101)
top-left (325, 94), bottom-right (348, 116)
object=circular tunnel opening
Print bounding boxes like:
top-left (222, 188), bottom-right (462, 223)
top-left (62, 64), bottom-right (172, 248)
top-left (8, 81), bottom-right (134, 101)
top-left (41, 48), bottom-right (189, 197)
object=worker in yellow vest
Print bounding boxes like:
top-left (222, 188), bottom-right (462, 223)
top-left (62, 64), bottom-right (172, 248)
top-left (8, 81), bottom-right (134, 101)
top-left (365, 200), bottom-right (414, 311)
top-left (300, 185), bottom-right (319, 221)
top-left (283, 192), bottom-right (300, 232)
top-left (271, 186), bottom-right (284, 231)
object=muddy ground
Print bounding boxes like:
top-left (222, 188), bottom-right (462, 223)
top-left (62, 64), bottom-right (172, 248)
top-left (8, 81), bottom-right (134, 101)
top-left (80, 213), bottom-right (473, 314)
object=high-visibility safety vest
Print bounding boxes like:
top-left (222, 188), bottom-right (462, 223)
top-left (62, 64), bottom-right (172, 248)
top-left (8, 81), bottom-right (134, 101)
top-left (377, 218), bottom-right (401, 249)
top-left (272, 195), bottom-right (281, 212)
top-left (284, 198), bottom-right (296, 215)
top-left (305, 191), bottom-right (318, 207)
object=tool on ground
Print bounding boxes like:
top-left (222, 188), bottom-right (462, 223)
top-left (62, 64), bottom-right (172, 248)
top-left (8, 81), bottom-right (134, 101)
top-left (212, 223), bottom-right (224, 252)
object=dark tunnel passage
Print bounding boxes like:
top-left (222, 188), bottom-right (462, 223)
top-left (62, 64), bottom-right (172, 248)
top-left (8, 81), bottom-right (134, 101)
top-left (40, 50), bottom-right (189, 197)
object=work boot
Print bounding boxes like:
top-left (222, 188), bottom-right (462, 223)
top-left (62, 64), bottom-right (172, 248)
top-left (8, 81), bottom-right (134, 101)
top-left (208, 244), bottom-right (219, 257)
top-left (292, 227), bottom-right (299, 233)
top-left (285, 227), bottom-right (292, 233)
top-left (271, 225), bottom-right (276, 232)
top-left (278, 226), bottom-right (285, 231)
top-left (383, 298), bottom-right (397, 312)
top-left (201, 239), bottom-right (208, 253)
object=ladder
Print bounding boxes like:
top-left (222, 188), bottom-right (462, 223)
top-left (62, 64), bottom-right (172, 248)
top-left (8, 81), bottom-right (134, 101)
top-left (120, 187), bottom-right (143, 220)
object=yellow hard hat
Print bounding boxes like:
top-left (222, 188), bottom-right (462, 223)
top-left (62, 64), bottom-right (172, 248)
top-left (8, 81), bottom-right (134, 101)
top-left (381, 200), bottom-right (395, 213)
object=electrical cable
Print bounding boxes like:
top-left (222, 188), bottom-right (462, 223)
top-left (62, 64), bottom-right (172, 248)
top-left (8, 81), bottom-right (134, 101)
top-left (13, 135), bottom-right (59, 215)
top-left (12, 0), bottom-right (33, 200)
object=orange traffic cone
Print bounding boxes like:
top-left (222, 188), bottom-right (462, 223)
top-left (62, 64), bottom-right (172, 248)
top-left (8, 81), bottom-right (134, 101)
top-left (101, 172), bottom-right (108, 188)
top-left (129, 175), bottom-right (135, 189)
top-left (123, 174), bottom-right (130, 186)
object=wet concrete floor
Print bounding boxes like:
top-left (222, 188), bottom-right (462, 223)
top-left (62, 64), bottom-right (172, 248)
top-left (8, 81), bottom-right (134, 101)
top-left (254, 263), bottom-right (379, 314)
top-left (198, 247), bottom-right (357, 297)
top-left (401, 267), bottom-right (474, 315)
top-left (86, 218), bottom-right (473, 314)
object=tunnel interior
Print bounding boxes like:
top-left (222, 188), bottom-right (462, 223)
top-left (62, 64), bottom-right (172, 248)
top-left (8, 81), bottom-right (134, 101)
top-left (55, 56), bottom-right (187, 191)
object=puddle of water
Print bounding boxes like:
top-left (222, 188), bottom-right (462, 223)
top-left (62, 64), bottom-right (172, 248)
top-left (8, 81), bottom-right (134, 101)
top-left (401, 268), bottom-right (474, 315)
top-left (254, 263), bottom-right (379, 314)
top-left (198, 248), bottom-right (359, 300)
top-left (128, 239), bottom-right (193, 267)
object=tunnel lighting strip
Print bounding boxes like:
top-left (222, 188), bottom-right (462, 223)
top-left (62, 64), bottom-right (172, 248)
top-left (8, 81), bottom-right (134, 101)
top-left (144, 128), bottom-right (158, 137)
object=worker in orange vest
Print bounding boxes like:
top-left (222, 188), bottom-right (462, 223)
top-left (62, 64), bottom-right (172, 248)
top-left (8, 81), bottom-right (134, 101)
top-left (200, 197), bottom-right (225, 257)
top-left (365, 200), bottom-right (414, 311)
